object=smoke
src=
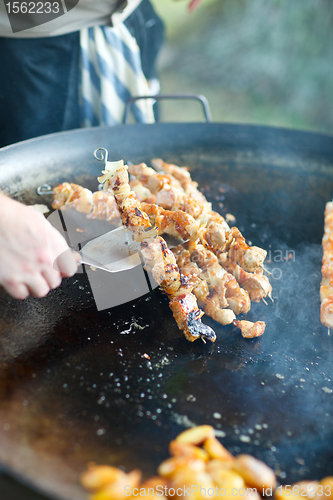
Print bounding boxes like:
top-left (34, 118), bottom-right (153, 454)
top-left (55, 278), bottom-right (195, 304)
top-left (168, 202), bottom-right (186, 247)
top-left (267, 241), bottom-right (322, 329)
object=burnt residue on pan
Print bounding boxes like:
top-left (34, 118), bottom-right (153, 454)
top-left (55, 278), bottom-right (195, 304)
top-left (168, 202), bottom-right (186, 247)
top-left (1, 124), bottom-right (333, 500)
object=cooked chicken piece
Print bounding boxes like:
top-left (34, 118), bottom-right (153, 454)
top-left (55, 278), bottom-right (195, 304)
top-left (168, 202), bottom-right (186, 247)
top-left (140, 202), bottom-right (201, 242)
top-left (99, 163), bottom-right (151, 235)
top-left (226, 227), bottom-right (267, 272)
top-left (223, 274), bottom-right (252, 315)
top-left (199, 220), bottom-right (228, 253)
top-left (173, 246), bottom-right (234, 325)
top-left (129, 178), bottom-right (155, 203)
top-left (194, 279), bottom-right (237, 326)
top-left (128, 162), bottom-right (188, 210)
top-left (87, 191), bottom-right (119, 221)
top-left (152, 158), bottom-right (211, 211)
top-left (207, 210), bottom-right (228, 225)
top-left (189, 244), bottom-right (251, 315)
top-left (52, 182), bottom-right (75, 209)
top-left (173, 197), bottom-right (205, 219)
top-left (52, 182), bottom-right (119, 221)
top-left (237, 271), bottom-right (272, 303)
top-left (233, 320), bottom-right (266, 338)
top-left (130, 159), bottom-right (211, 213)
top-left (128, 162), bottom-right (183, 194)
top-left (140, 202), bottom-right (162, 226)
top-left (156, 209), bottom-right (199, 242)
top-left (320, 285), bottom-right (333, 329)
top-left (52, 182), bottom-right (93, 214)
top-left (155, 186), bottom-right (186, 210)
top-left (174, 244), bottom-right (249, 324)
top-left (219, 255), bottom-right (272, 302)
top-left (151, 158), bottom-right (192, 184)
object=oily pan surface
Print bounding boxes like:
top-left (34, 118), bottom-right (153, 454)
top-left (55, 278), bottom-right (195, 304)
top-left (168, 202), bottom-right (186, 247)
top-left (0, 124), bottom-right (333, 500)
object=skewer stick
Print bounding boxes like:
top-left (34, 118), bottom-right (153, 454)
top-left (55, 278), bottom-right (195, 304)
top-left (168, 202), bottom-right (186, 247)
top-left (268, 292), bottom-right (274, 302)
top-left (328, 329), bottom-right (331, 336)
top-left (262, 298), bottom-right (268, 306)
top-left (261, 265), bottom-right (272, 275)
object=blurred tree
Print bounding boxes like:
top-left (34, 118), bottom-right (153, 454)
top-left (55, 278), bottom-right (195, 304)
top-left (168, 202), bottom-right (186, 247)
top-left (152, 0), bottom-right (333, 133)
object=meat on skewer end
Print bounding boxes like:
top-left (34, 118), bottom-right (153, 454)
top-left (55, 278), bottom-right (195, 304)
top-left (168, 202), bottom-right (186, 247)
top-left (185, 310), bottom-right (216, 343)
top-left (233, 319), bottom-right (266, 338)
top-left (320, 297), bottom-right (333, 329)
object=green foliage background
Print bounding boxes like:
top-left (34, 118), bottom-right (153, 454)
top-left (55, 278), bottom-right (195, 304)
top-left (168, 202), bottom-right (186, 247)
top-left (151, 0), bottom-right (333, 133)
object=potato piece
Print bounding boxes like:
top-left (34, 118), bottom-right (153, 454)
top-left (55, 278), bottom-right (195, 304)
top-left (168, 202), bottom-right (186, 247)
top-left (292, 481), bottom-right (320, 499)
top-left (207, 459), bottom-right (234, 475)
top-left (139, 476), bottom-right (169, 500)
top-left (169, 440), bottom-right (210, 461)
top-left (134, 496), bottom-right (167, 500)
top-left (244, 489), bottom-right (263, 500)
top-left (80, 464), bottom-right (126, 492)
top-left (203, 437), bottom-right (235, 462)
top-left (275, 485), bottom-right (305, 500)
top-left (171, 469), bottom-right (216, 499)
top-left (141, 476), bottom-right (169, 491)
top-left (91, 481), bottom-right (130, 500)
top-left (233, 454), bottom-right (277, 490)
top-left (126, 470), bottom-right (142, 489)
top-left (90, 469), bottom-right (141, 500)
top-left (318, 477), bottom-right (333, 500)
top-left (211, 468), bottom-right (245, 489)
top-left (175, 425), bottom-right (215, 445)
top-left (158, 456), bottom-right (206, 478)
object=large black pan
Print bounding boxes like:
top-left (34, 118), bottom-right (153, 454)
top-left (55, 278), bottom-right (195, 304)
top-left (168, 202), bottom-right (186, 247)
top-left (1, 123), bottom-right (333, 500)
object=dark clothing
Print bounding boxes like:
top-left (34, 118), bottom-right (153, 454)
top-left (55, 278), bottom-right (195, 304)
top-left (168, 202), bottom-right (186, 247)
top-left (0, 0), bottom-right (164, 149)
top-left (0, 31), bottom-right (81, 148)
top-left (125, 0), bottom-right (164, 82)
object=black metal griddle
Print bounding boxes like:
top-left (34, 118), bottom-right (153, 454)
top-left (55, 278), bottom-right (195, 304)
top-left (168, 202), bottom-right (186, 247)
top-left (1, 123), bottom-right (333, 500)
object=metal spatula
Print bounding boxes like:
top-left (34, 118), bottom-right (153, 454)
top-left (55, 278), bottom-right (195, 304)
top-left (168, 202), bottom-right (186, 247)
top-left (77, 226), bottom-right (185, 273)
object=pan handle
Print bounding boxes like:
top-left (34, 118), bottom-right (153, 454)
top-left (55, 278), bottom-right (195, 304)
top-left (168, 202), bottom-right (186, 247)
top-left (124, 94), bottom-right (212, 124)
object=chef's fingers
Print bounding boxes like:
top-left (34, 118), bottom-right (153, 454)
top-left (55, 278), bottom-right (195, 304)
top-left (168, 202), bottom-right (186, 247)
top-left (72, 250), bottom-right (82, 263)
top-left (53, 249), bottom-right (78, 277)
top-left (25, 275), bottom-right (51, 298)
top-left (2, 281), bottom-right (30, 300)
top-left (42, 268), bottom-right (62, 290)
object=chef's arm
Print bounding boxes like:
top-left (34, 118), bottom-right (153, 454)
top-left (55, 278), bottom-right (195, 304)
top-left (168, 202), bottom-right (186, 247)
top-left (0, 192), bottom-right (77, 299)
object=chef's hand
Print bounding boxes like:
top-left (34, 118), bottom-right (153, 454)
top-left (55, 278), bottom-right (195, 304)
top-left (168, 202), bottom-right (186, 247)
top-left (0, 193), bottom-right (78, 299)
